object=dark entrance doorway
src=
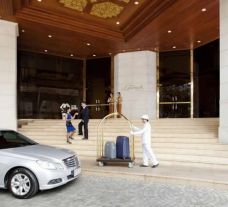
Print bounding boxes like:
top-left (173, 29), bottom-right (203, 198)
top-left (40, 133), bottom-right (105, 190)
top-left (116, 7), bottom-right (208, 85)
top-left (159, 50), bottom-right (191, 118)
top-left (194, 40), bottom-right (220, 117)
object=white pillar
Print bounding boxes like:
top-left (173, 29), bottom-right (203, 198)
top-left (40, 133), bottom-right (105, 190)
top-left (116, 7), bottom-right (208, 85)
top-left (0, 20), bottom-right (18, 130)
top-left (114, 51), bottom-right (157, 120)
top-left (219, 0), bottom-right (228, 143)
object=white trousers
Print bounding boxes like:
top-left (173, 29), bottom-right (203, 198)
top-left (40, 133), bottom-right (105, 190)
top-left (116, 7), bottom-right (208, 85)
top-left (142, 144), bottom-right (158, 166)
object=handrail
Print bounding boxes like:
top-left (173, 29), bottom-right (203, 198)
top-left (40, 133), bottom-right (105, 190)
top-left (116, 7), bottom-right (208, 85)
top-left (87, 103), bottom-right (109, 107)
top-left (159, 101), bottom-right (191, 104)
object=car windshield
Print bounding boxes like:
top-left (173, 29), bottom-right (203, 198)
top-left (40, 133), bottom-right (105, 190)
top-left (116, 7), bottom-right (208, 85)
top-left (0, 130), bottom-right (37, 149)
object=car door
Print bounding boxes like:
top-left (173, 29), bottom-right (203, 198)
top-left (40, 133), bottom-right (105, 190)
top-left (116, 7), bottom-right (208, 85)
top-left (0, 134), bottom-right (11, 188)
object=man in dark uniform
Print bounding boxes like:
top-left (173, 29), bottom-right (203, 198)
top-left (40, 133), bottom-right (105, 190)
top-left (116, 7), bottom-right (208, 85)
top-left (78, 102), bottom-right (89, 140)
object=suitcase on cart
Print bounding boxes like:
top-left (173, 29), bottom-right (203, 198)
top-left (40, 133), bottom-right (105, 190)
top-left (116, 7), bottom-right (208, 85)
top-left (104, 141), bottom-right (116, 159)
top-left (116, 136), bottom-right (130, 159)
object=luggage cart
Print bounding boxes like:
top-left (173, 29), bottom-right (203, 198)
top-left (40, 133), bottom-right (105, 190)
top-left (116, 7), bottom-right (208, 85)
top-left (96, 112), bottom-right (135, 168)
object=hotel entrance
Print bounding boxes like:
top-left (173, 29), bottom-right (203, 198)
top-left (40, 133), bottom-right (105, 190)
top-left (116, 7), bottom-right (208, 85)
top-left (158, 50), bottom-right (191, 118)
top-left (17, 40), bottom-right (219, 120)
top-left (158, 40), bottom-right (219, 118)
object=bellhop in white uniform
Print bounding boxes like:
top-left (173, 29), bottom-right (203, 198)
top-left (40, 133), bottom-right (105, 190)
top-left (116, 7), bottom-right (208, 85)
top-left (131, 115), bottom-right (159, 168)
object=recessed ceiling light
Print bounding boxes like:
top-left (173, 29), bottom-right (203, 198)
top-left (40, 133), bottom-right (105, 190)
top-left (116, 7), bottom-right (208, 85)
top-left (86, 43), bottom-right (91, 46)
top-left (21, 29), bottom-right (25, 33)
top-left (201, 8), bottom-right (207, 12)
top-left (122, 49), bottom-right (126, 52)
top-left (172, 46), bottom-right (176, 49)
top-left (37, 0), bottom-right (42, 2)
top-left (134, 1), bottom-right (139, 5)
top-left (70, 54), bottom-right (74, 57)
top-left (137, 48), bottom-right (141, 50)
top-left (116, 21), bottom-right (120, 25)
top-left (44, 49), bottom-right (48, 52)
top-left (108, 52), bottom-right (112, 55)
top-left (197, 40), bottom-right (201, 43)
top-left (93, 54), bottom-right (96, 57)
top-left (48, 34), bottom-right (52, 38)
top-left (168, 30), bottom-right (172, 33)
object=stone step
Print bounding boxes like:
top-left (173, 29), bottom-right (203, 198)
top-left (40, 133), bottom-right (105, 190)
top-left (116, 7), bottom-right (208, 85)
top-left (58, 149), bottom-right (228, 166)
top-left (20, 130), bottom-right (218, 136)
top-left (23, 120), bottom-right (218, 126)
top-left (84, 161), bottom-right (228, 173)
top-left (18, 118), bottom-right (228, 170)
top-left (27, 118), bottom-right (218, 121)
top-left (20, 131), bottom-right (218, 139)
top-left (37, 143), bottom-right (228, 158)
top-left (24, 120), bottom-right (219, 124)
top-left (22, 126), bottom-right (218, 131)
top-left (20, 127), bottom-right (217, 132)
top-left (29, 136), bottom-right (218, 143)
top-left (35, 141), bottom-right (228, 151)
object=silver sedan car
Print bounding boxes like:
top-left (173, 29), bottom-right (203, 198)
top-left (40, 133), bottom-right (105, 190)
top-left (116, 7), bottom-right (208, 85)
top-left (0, 129), bottom-right (81, 199)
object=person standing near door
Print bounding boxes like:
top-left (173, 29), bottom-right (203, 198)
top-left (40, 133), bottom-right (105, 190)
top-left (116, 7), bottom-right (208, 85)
top-left (116, 92), bottom-right (123, 118)
top-left (78, 102), bottom-right (89, 140)
top-left (131, 114), bottom-right (159, 168)
top-left (107, 92), bottom-right (114, 114)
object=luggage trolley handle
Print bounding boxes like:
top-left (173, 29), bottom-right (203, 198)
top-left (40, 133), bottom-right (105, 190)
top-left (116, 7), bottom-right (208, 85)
top-left (96, 112), bottom-right (135, 160)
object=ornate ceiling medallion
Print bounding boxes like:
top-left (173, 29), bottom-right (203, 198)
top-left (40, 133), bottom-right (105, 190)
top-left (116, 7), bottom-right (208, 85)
top-left (59, 0), bottom-right (87, 12)
top-left (120, 0), bottom-right (130, 3)
top-left (58, 0), bottom-right (131, 19)
top-left (90, 2), bottom-right (123, 18)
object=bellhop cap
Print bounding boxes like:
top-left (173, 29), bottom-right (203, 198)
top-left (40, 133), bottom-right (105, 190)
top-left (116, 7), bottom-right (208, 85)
top-left (141, 114), bottom-right (149, 120)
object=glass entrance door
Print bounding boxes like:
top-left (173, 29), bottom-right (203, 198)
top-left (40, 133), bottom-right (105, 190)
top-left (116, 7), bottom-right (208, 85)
top-left (159, 50), bottom-right (191, 118)
top-left (159, 84), bottom-right (191, 118)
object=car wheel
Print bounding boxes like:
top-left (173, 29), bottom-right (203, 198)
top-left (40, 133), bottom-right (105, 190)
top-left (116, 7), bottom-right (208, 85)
top-left (8, 168), bottom-right (39, 199)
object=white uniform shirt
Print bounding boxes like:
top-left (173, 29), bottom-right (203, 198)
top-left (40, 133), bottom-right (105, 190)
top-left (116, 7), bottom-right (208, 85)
top-left (132, 122), bottom-right (151, 145)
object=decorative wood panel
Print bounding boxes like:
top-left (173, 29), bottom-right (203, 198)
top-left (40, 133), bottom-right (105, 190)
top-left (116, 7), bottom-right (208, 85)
top-left (0, 0), bottom-right (219, 58)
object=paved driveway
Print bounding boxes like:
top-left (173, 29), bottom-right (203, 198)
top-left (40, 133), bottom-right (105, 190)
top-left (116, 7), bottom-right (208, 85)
top-left (1, 175), bottom-right (228, 207)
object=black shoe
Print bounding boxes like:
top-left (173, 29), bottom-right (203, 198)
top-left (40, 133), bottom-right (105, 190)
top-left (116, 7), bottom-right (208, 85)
top-left (152, 164), bottom-right (159, 168)
top-left (139, 164), bottom-right (149, 167)
top-left (82, 138), bottom-right (88, 140)
top-left (69, 137), bottom-right (74, 140)
top-left (78, 134), bottom-right (83, 136)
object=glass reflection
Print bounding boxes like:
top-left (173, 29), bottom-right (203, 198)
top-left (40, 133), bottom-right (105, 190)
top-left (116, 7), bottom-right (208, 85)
top-left (18, 51), bottom-right (83, 119)
top-left (159, 50), bottom-right (191, 118)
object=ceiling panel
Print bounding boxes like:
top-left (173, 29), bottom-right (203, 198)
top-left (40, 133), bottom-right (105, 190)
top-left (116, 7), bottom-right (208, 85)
top-left (0, 0), bottom-right (219, 58)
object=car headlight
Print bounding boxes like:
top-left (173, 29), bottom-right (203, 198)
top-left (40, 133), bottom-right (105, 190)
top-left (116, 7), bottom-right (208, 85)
top-left (36, 160), bottom-right (64, 170)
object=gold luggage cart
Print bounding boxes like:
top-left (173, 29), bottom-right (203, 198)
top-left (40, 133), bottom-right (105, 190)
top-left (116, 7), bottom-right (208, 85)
top-left (96, 112), bottom-right (135, 168)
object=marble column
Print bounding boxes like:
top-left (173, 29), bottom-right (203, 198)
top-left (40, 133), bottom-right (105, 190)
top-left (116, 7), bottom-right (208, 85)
top-left (219, 0), bottom-right (228, 143)
top-left (0, 20), bottom-right (18, 130)
top-left (114, 51), bottom-right (157, 120)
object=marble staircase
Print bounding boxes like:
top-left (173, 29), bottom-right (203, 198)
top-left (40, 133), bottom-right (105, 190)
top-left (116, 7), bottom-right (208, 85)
top-left (18, 118), bottom-right (228, 169)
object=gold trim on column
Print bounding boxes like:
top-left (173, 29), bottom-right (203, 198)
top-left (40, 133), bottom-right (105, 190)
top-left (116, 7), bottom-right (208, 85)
top-left (156, 52), bottom-right (160, 119)
top-left (111, 55), bottom-right (114, 93)
top-left (190, 49), bottom-right (194, 118)
top-left (83, 59), bottom-right (86, 102)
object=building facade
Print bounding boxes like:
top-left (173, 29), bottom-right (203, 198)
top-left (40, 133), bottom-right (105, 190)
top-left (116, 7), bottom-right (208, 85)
top-left (0, 0), bottom-right (227, 143)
